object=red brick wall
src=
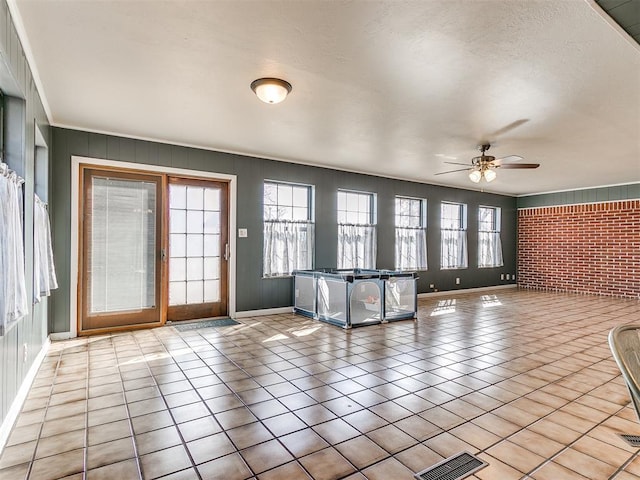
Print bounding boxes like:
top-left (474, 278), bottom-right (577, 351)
top-left (518, 200), bottom-right (640, 298)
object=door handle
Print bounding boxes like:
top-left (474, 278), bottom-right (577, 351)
top-left (224, 243), bottom-right (229, 261)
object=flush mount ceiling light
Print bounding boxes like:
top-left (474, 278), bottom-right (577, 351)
top-left (250, 77), bottom-right (292, 104)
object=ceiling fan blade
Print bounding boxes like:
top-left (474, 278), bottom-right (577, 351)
top-left (488, 119), bottom-right (530, 137)
top-left (444, 161), bottom-right (474, 166)
top-left (493, 155), bottom-right (523, 165)
top-left (496, 163), bottom-right (540, 169)
top-left (434, 167), bottom-right (472, 175)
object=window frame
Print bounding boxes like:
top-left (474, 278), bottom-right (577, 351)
top-left (262, 180), bottom-right (315, 278)
top-left (337, 189), bottom-right (377, 269)
top-left (337, 189), bottom-right (377, 226)
top-left (478, 205), bottom-right (503, 268)
top-left (394, 196), bottom-right (428, 271)
top-left (440, 201), bottom-right (468, 270)
top-left (263, 180), bottom-right (314, 223)
top-left (478, 205), bottom-right (500, 233)
top-left (394, 196), bottom-right (426, 229)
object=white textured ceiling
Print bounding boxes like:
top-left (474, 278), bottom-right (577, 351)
top-left (10, 0), bottom-right (640, 195)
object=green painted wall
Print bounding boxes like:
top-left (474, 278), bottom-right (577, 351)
top-left (50, 128), bottom-right (518, 333)
top-left (0, 0), bottom-right (51, 430)
top-left (517, 183), bottom-right (640, 208)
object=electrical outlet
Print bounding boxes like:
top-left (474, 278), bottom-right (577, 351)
top-left (238, 228), bottom-right (248, 238)
top-left (455, 277), bottom-right (460, 285)
top-left (23, 343), bottom-right (28, 363)
top-left (512, 274), bottom-right (516, 281)
top-left (500, 273), bottom-right (505, 280)
top-left (506, 274), bottom-right (510, 280)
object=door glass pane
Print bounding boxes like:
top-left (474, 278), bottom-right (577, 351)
top-left (170, 258), bottom-right (186, 281)
top-left (170, 234), bottom-right (186, 257)
top-left (187, 211), bottom-right (204, 233)
top-left (169, 282), bottom-right (186, 305)
top-left (204, 188), bottom-right (220, 210)
top-left (89, 177), bottom-right (156, 313)
top-left (186, 234), bottom-right (204, 257)
top-left (204, 280), bottom-right (220, 302)
top-left (204, 235), bottom-right (220, 256)
top-left (187, 281), bottom-right (203, 303)
top-left (186, 258), bottom-right (203, 280)
top-left (170, 184), bottom-right (223, 306)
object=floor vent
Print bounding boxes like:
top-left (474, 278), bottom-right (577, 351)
top-left (619, 434), bottom-right (640, 447)
top-left (414, 451), bottom-right (488, 480)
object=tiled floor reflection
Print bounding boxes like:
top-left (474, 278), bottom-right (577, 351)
top-left (1, 289), bottom-right (640, 479)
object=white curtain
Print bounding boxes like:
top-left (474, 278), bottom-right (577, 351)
top-left (33, 194), bottom-right (58, 303)
top-left (441, 228), bottom-right (468, 269)
top-left (395, 227), bottom-right (427, 271)
top-left (478, 231), bottom-right (504, 268)
top-left (0, 165), bottom-right (29, 335)
top-left (264, 221), bottom-right (314, 277)
top-left (337, 224), bottom-right (376, 269)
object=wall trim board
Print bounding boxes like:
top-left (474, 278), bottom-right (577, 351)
top-left (0, 337), bottom-right (50, 454)
top-left (234, 307), bottom-right (294, 319)
top-left (70, 155), bottom-right (238, 337)
top-left (518, 199), bottom-right (640, 211)
top-left (517, 184), bottom-right (640, 209)
top-left (517, 182), bottom-right (640, 198)
top-left (233, 286), bottom-right (519, 316)
top-left (417, 284), bottom-right (517, 298)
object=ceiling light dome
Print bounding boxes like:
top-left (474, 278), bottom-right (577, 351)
top-left (484, 169), bottom-right (497, 182)
top-left (250, 78), bottom-right (292, 104)
top-left (469, 169), bottom-right (482, 183)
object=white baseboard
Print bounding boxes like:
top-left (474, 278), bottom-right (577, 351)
top-left (0, 337), bottom-right (50, 453)
top-left (49, 331), bottom-right (73, 341)
top-left (234, 287), bottom-right (518, 317)
top-left (234, 306), bottom-right (294, 319)
top-left (418, 284), bottom-right (517, 298)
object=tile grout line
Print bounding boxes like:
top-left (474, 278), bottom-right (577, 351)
top-left (108, 334), bottom-right (146, 480)
top-left (24, 347), bottom-right (63, 480)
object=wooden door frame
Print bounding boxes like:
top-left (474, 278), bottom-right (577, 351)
top-left (77, 165), bottom-right (166, 335)
top-left (166, 175), bottom-right (229, 321)
top-left (70, 156), bottom-right (237, 338)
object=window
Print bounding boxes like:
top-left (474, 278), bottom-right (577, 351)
top-left (337, 190), bottom-right (376, 269)
top-left (395, 196), bottom-right (427, 270)
top-left (263, 181), bottom-right (314, 277)
top-left (478, 206), bottom-right (503, 268)
top-left (440, 202), bottom-right (467, 269)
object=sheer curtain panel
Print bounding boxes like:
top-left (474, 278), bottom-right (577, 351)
top-left (478, 231), bottom-right (504, 268)
top-left (0, 164), bottom-right (29, 335)
top-left (263, 221), bottom-right (314, 276)
top-left (338, 224), bottom-right (376, 269)
top-left (33, 194), bottom-right (58, 303)
top-left (441, 229), bottom-right (468, 269)
top-left (395, 227), bottom-right (427, 271)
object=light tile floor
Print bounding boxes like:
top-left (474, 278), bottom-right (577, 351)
top-left (1, 289), bottom-right (640, 480)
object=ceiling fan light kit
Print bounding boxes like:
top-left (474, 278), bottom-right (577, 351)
top-left (437, 142), bottom-right (540, 184)
top-left (469, 169), bottom-right (482, 183)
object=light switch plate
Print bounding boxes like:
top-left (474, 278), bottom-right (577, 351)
top-left (238, 228), bottom-right (248, 238)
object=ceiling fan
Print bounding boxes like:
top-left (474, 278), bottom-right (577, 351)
top-left (435, 143), bottom-right (540, 183)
